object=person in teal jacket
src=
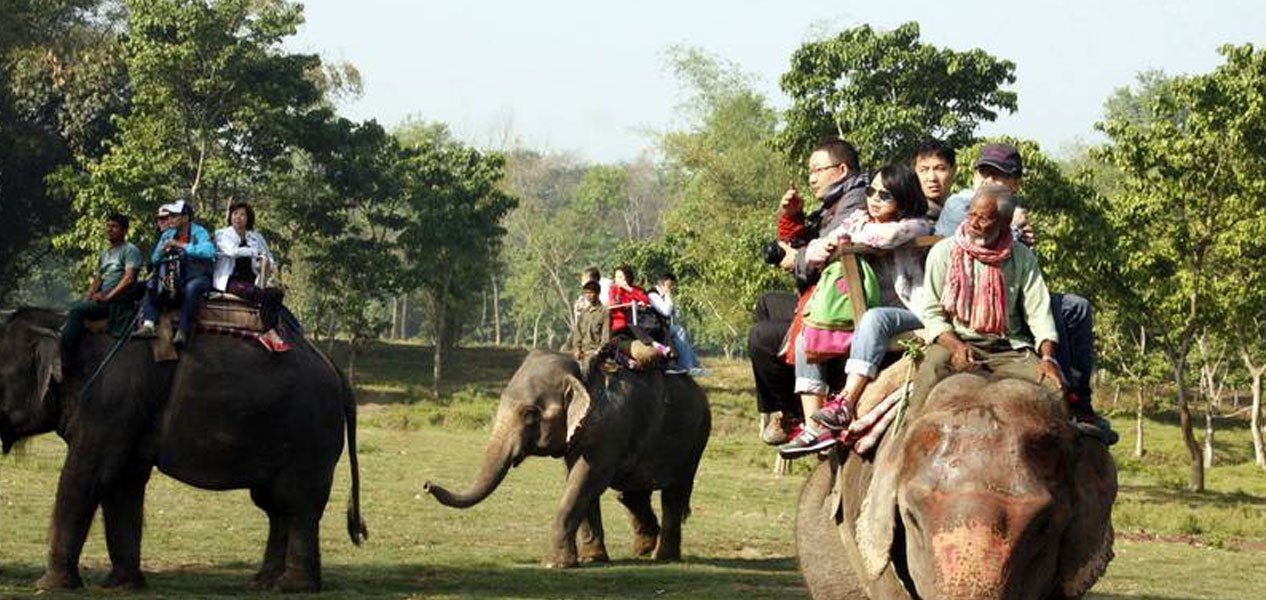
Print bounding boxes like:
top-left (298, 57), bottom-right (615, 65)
top-left (136, 199), bottom-right (215, 348)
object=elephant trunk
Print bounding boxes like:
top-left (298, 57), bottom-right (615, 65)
top-left (424, 419), bottom-right (520, 509)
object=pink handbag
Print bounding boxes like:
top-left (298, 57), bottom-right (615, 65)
top-left (802, 325), bottom-right (855, 364)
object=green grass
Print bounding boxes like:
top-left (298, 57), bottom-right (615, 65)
top-left (0, 341), bottom-right (1262, 598)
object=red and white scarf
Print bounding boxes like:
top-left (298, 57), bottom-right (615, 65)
top-left (942, 223), bottom-right (1013, 335)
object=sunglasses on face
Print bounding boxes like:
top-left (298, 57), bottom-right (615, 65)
top-left (866, 186), bottom-right (895, 203)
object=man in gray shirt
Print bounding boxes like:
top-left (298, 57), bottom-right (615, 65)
top-left (61, 213), bottom-right (144, 354)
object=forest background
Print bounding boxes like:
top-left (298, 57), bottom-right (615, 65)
top-left (3, 0), bottom-right (1266, 497)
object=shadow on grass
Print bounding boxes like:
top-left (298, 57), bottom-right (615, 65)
top-left (1118, 483), bottom-right (1266, 507)
top-left (1089, 595), bottom-right (1210, 600)
top-left (0, 557), bottom-right (806, 599)
top-left (1134, 409), bottom-right (1257, 431)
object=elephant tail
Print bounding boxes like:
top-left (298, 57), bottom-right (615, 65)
top-left (339, 366), bottom-right (369, 546)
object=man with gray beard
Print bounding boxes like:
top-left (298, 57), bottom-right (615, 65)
top-left (908, 184), bottom-right (1064, 412)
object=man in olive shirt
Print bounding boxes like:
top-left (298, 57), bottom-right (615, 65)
top-left (565, 281), bottom-right (609, 363)
top-left (61, 213), bottom-right (144, 354)
top-left (910, 184), bottom-right (1064, 411)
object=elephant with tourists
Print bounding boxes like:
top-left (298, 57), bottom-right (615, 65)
top-left (424, 349), bottom-right (711, 568)
top-left (746, 138), bottom-right (1119, 598)
top-left (0, 198), bottom-right (367, 592)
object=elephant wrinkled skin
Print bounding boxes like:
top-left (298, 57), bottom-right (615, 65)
top-left (796, 373), bottom-right (1117, 600)
top-left (425, 350), bottom-right (711, 568)
top-left (0, 308), bottom-right (366, 592)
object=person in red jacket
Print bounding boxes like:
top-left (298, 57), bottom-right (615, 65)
top-left (605, 265), bottom-right (672, 369)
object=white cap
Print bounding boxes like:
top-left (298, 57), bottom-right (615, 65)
top-left (158, 199), bottom-right (187, 216)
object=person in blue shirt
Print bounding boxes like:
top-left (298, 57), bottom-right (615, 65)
top-left (932, 143), bottom-right (1115, 443)
top-left (135, 199), bottom-right (215, 349)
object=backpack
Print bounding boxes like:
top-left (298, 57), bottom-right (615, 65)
top-left (800, 257), bottom-right (881, 363)
top-left (156, 250), bottom-right (185, 307)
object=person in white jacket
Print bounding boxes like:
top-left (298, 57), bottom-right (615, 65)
top-left (214, 202), bottom-right (289, 352)
top-left (648, 273), bottom-right (708, 377)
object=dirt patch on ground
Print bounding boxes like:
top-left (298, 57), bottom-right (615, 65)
top-left (1118, 530), bottom-right (1266, 552)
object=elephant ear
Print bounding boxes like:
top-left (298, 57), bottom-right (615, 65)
top-left (30, 326), bottom-right (63, 408)
top-left (562, 374), bottom-right (592, 446)
top-left (854, 373), bottom-right (991, 582)
top-left (854, 421), bottom-right (905, 581)
top-left (1056, 436), bottom-right (1118, 598)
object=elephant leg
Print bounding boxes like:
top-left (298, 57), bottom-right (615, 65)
top-left (273, 512), bottom-right (322, 593)
top-left (249, 488), bottom-right (288, 588)
top-left (617, 490), bottom-right (660, 557)
top-left (578, 498), bottom-right (609, 564)
top-left (547, 458), bottom-right (612, 569)
top-left (36, 449), bottom-right (103, 590)
top-left (99, 464), bottom-right (154, 589)
top-left (656, 484), bottom-right (691, 562)
top-left (270, 468), bottom-right (332, 592)
top-left (797, 459), bottom-right (866, 600)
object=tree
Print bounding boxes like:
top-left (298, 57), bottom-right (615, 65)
top-left (657, 47), bottom-right (793, 355)
top-left (0, 0), bottom-right (127, 300)
top-left (395, 121), bottom-right (516, 395)
top-left (55, 0), bottom-right (333, 262)
top-left (1094, 44), bottom-right (1266, 491)
top-left (272, 119), bottom-right (407, 383)
top-left (777, 22), bottom-right (1016, 168)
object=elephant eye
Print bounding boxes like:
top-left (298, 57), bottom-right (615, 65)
top-left (520, 406), bottom-right (540, 425)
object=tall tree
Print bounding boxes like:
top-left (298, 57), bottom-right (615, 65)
top-left (395, 121), bottom-right (516, 395)
top-left (1095, 44), bottom-right (1266, 491)
top-left (272, 119), bottom-right (407, 383)
top-left (56, 0), bottom-right (333, 260)
top-left (778, 22), bottom-right (1016, 168)
top-left (0, 0), bottom-right (127, 300)
top-left (658, 47), bottom-right (793, 355)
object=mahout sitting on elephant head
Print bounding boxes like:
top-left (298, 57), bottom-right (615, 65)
top-left (424, 349), bottom-right (710, 568)
top-left (0, 306), bottom-right (366, 592)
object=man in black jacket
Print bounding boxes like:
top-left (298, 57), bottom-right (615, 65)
top-left (751, 137), bottom-right (868, 444)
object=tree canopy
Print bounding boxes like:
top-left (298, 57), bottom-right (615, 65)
top-left (778, 22), bottom-right (1016, 168)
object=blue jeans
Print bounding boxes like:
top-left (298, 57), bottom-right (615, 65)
top-left (142, 273), bottom-right (211, 334)
top-left (793, 333), bottom-right (828, 395)
top-left (1052, 293), bottom-right (1094, 400)
top-left (669, 324), bottom-right (701, 370)
top-left (844, 307), bottom-right (923, 379)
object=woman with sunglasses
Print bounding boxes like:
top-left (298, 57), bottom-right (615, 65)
top-left (779, 162), bottom-right (932, 457)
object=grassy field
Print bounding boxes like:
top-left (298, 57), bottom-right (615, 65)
top-left (0, 341), bottom-right (1263, 598)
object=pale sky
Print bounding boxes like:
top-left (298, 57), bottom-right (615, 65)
top-left (288, 0), bottom-right (1266, 163)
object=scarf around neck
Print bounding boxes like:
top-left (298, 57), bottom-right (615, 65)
top-left (942, 223), bottom-right (1014, 335)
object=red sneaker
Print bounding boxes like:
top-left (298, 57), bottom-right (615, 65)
top-left (778, 425), bottom-right (836, 459)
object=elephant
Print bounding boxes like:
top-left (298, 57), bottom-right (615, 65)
top-left (796, 373), bottom-right (1117, 600)
top-left (424, 349), bottom-right (711, 568)
top-left (0, 307), bottom-right (366, 592)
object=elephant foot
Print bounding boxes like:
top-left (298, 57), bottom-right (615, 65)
top-left (544, 552), bottom-right (580, 569)
top-left (654, 545), bottom-right (682, 562)
top-left (251, 568), bottom-right (283, 590)
top-left (632, 533), bottom-right (659, 557)
top-left (579, 550), bottom-right (610, 565)
top-left (35, 569), bottom-right (83, 590)
top-left (101, 567), bottom-right (147, 589)
top-left (272, 570), bottom-right (321, 593)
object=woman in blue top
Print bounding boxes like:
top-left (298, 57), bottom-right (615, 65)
top-left (136, 199), bottom-right (215, 349)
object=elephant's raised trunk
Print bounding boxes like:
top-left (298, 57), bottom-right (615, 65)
top-left (424, 420), bottom-right (520, 509)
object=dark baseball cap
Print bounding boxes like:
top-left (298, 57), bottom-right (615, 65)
top-left (974, 143), bottom-right (1023, 176)
top-left (581, 280), bottom-right (600, 292)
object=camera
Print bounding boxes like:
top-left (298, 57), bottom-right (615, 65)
top-left (762, 240), bottom-right (786, 265)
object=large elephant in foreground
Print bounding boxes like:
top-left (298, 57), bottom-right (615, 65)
top-left (797, 373), bottom-right (1117, 600)
top-left (424, 350), bottom-right (710, 567)
top-left (0, 308), bottom-right (366, 592)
